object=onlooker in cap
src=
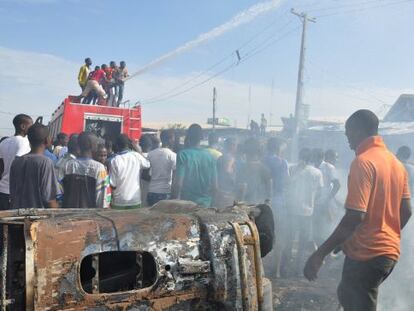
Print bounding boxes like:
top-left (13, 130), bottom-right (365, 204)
top-left (206, 132), bottom-right (222, 160)
top-left (55, 134), bottom-right (79, 204)
top-left (147, 130), bottom-right (177, 206)
top-left (174, 124), bottom-right (217, 207)
top-left (109, 134), bottom-right (150, 209)
top-left (78, 57), bottom-right (92, 91)
top-left (304, 110), bottom-right (412, 311)
top-left (9, 123), bottom-right (59, 209)
top-left (114, 61), bottom-right (129, 106)
top-left (0, 114), bottom-right (33, 210)
top-left (53, 133), bottom-right (69, 158)
top-left (286, 147), bottom-right (323, 276)
top-left (62, 132), bottom-right (110, 208)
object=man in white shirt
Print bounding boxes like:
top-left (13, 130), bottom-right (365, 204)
top-left (286, 148), bottom-right (323, 275)
top-left (110, 134), bottom-right (150, 209)
top-left (314, 149), bottom-right (341, 245)
top-left (0, 114), bottom-right (33, 210)
top-left (147, 130), bottom-right (176, 206)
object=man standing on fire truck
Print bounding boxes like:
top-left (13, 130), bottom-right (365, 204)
top-left (78, 58), bottom-right (92, 91)
top-left (79, 64), bottom-right (108, 104)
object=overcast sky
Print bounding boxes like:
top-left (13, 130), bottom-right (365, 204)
top-left (1, 0), bottom-right (414, 135)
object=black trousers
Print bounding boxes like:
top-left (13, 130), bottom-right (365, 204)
top-left (0, 192), bottom-right (10, 210)
top-left (338, 256), bottom-right (396, 311)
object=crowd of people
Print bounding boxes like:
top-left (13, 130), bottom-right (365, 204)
top-left (0, 109), bottom-right (412, 311)
top-left (78, 58), bottom-right (129, 106)
top-left (0, 113), bottom-right (344, 275)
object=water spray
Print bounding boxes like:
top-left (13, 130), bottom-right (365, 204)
top-left (125, 0), bottom-right (284, 81)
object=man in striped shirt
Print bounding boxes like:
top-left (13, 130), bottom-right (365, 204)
top-left (62, 132), bottom-right (110, 208)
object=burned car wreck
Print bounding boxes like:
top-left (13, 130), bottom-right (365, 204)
top-left (0, 200), bottom-right (273, 310)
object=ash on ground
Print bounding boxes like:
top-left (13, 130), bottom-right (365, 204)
top-left (265, 254), bottom-right (343, 311)
top-left (265, 252), bottom-right (414, 311)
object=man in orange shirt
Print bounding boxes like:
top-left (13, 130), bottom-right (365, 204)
top-left (304, 109), bottom-right (412, 311)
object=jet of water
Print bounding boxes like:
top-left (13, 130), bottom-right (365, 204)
top-left (126, 0), bottom-right (284, 81)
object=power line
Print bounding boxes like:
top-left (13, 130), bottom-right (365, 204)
top-left (307, 0), bottom-right (404, 12)
top-left (0, 109), bottom-right (51, 117)
top-left (141, 13), bottom-right (293, 103)
top-left (235, 26), bottom-right (300, 65)
top-left (143, 25), bottom-right (300, 105)
top-left (315, 0), bottom-right (414, 18)
top-left (307, 60), bottom-right (389, 105)
top-left (141, 53), bottom-right (234, 103)
top-left (144, 63), bottom-right (237, 104)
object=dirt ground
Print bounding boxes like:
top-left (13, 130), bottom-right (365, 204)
top-left (265, 253), bottom-right (414, 311)
top-left (265, 254), bottom-right (343, 311)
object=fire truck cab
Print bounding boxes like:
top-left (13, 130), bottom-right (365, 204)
top-left (49, 96), bottom-right (142, 142)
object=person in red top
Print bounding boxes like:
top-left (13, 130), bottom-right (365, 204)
top-left (104, 61), bottom-right (117, 106)
top-left (79, 64), bottom-right (108, 104)
top-left (304, 109), bottom-right (412, 311)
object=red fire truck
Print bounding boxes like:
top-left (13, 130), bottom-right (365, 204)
top-left (49, 96), bottom-right (142, 142)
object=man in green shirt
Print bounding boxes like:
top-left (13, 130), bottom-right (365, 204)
top-left (175, 124), bottom-right (217, 207)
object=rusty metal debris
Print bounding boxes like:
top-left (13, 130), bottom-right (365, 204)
top-left (0, 200), bottom-right (273, 310)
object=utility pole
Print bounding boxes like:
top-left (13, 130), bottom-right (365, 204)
top-left (291, 8), bottom-right (315, 161)
top-left (247, 85), bottom-right (252, 128)
top-left (212, 87), bottom-right (217, 132)
top-left (270, 79), bottom-right (274, 127)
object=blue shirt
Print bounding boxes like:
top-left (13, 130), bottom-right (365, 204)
top-left (263, 154), bottom-right (289, 195)
top-left (44, 149), bottom-right (58, 164)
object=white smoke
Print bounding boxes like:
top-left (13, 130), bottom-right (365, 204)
top-left (126, 0), bottom-right (285, 80)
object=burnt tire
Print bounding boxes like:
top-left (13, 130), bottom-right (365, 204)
top-left (254, 204), bottom-right (275, 257)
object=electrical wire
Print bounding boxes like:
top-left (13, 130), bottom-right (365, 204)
top-left (144, 63), bottom-right (237, 104)
top-left (140, 0), bottom-right (412, 105)
top-left (315, 0), bottom-right (414, 18)
top-left (307, 0), bottom-right (405, 12)
top-left (307, 60), bottom-right (389, 105)
top-left (141, 12), bottom-right (293, 103)
top-left (142, 25), bottom-right (300, 105)
top-left (0, 109), bottom-right (50, 117)
top-left (241, 26), bottom-right (300, 63)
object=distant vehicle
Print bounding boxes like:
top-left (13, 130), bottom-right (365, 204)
top-left (48, 96), bottom-right (142, 143)
top-left (0, 201), bottom-right (273, 310)
top-left (207, 117), bottom-right (231, 127)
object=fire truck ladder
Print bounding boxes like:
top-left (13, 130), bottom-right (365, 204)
top-left (127, 108), bottom-right (140, 140)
